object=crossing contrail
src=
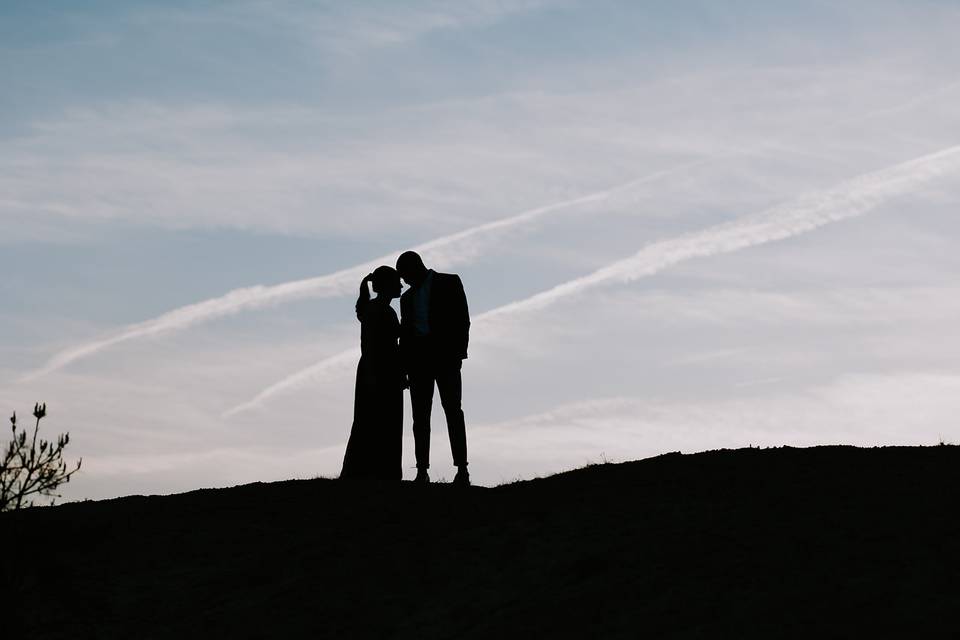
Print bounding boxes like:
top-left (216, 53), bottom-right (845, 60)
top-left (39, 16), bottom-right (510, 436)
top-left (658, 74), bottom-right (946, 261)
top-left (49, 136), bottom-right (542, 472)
top-left (23, 82), bottom-right (960, 384)
top-left (224, 143), bottom-right (960, 417)
top-left (22, 163), bottom-right (701, 382)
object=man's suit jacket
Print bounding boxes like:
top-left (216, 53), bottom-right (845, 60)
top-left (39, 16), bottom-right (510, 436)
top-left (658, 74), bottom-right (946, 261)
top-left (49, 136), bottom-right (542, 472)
top-left (399, 271), bottom-right (470, 363)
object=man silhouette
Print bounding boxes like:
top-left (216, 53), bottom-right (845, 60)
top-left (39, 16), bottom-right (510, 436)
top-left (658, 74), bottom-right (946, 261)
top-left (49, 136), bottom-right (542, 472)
top-left (396, 251), bottom-right (471, 486)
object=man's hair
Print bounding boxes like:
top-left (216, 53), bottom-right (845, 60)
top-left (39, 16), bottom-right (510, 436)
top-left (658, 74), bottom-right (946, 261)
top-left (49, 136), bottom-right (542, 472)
top-left (396, 251), bottom-right (426, 272)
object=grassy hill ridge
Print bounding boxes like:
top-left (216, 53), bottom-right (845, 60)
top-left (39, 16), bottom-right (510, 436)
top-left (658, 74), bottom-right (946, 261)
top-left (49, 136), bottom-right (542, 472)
top-left (4, 445), bottom-right (960, 638)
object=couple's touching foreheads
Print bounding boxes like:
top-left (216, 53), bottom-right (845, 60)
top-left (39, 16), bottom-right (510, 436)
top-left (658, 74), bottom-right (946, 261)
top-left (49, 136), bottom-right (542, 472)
top-left (340, 251), bottom-right (471, 486)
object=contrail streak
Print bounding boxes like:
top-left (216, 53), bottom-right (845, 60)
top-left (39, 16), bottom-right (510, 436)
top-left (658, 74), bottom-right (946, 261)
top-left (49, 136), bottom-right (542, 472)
top-left (23, 164), bottom-right (699, 382)
top-left (23, 83), bottom-right (959, 383)
top-left (224, 143), bottom-right (960, 417)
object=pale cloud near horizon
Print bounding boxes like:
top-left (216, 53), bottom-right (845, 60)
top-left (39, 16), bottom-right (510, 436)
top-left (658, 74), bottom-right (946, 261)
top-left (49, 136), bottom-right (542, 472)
top-left (470, 370), bottom-right (960, 481)
top-left (3, 0), bottom-right (960, 500)
top-left (66, 369), bottom-right (960, 494)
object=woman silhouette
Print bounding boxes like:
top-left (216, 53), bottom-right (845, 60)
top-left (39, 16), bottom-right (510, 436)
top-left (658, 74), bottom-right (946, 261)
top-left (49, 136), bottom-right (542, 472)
top-left (340, 266), bottom-right (405, 480)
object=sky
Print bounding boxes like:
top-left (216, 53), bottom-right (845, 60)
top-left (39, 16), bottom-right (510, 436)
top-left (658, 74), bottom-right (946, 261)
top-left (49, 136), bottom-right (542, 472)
top-left (3, 0), bottom-right (960, 499)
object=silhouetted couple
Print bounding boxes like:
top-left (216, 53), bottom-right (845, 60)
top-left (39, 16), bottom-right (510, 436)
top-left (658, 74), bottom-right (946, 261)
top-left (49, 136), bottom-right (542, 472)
top-left (340, 251), bottom-right (471, 485)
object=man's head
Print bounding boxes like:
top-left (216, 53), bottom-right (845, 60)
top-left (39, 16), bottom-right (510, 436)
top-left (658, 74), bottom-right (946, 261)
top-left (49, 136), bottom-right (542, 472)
top-left (396, 251), bottom-right (428, 287)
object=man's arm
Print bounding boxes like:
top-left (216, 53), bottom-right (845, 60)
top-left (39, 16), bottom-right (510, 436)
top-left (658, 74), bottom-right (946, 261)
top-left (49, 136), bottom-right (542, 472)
top-left (398, 292), bottom-right (413, 374)
top-left (454, 275), bottom-right (470, 359)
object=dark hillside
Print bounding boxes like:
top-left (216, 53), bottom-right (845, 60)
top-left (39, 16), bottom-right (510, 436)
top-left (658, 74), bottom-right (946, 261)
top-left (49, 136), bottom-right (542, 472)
top-left (4, 446), bottom-right (960, 638)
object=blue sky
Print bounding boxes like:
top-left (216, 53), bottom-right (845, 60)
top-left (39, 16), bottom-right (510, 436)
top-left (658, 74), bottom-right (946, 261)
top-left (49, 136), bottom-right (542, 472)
top-left (3, 0), bottom-right (960, 498)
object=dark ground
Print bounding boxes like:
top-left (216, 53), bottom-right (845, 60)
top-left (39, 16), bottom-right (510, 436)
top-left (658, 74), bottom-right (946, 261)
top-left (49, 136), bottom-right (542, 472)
top-left (3, 445), bottom-right (960, 639)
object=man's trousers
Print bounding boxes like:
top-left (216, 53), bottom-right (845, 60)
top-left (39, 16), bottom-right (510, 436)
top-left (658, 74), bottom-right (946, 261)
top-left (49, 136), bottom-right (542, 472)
top-left (408, 356), bottom-right (467, 469)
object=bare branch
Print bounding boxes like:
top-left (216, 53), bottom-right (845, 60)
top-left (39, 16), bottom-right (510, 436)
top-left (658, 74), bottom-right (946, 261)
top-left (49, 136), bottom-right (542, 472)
top-left (1, 403), bottom-right (81, 511)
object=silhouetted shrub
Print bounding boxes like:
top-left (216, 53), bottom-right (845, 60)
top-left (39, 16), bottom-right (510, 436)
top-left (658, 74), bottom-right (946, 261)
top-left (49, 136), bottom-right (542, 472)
top-left (0, 403), bottom-right (81, 511)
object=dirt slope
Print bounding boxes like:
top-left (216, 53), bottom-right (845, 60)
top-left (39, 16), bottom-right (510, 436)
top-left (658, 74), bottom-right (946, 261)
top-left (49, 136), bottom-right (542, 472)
top-left (4, 446), bottom-right (959, 638)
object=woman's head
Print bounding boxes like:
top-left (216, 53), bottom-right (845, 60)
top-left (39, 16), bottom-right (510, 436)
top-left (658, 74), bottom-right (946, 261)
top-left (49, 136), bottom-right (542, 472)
top-left (370, 265), bottom-right (401, 299)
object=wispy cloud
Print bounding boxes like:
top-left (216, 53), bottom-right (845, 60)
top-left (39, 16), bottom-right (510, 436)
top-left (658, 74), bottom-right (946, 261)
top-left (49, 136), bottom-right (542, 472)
top-left (286, 0), bottom-right (566, 55)
top-left (225, 143), bottom-right (960, 416)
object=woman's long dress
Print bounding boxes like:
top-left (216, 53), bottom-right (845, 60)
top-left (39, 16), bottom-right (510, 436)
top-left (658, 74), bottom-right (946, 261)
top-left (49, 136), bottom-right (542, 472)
top-left (340, 300), bottom-right (404, 480)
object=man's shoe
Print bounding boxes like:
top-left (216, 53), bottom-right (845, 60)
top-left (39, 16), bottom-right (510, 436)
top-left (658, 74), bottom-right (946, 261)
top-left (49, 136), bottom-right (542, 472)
top-left (414, 469), bottom-right (430, 484)
top-left (453, 467), bottom-right (470, 487)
